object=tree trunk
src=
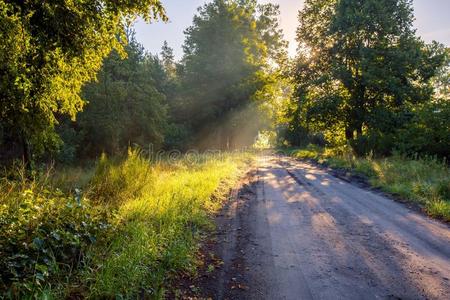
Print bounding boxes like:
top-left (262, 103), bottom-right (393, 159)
top-left (220, 127), bottom-right (228, 151)
top-left (345, 127), bottom-right (354, 141)
top-left (356, 123), bottom-right (363, 138)
top-left (21, 132), bottom-right (32, 171)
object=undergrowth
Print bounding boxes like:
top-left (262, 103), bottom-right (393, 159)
top-left (0, 150), bottom-right (252, 298)
top-left (290, 145), bottom-right (450, 221)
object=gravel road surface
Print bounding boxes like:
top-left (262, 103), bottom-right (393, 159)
top-left (203, 155), bottom-right (450, 300)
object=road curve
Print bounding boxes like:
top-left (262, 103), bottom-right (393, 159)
top-left (216, 155), bottom-right (450, 300)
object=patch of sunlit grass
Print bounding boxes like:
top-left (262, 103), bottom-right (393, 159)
top-left (88, 150), bottom-right (252, 298)
top-left (0, 150), bottom-right (253, 298)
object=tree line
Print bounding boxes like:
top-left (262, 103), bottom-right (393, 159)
top-left (0, 0), bottom-right (287, 165)
top-left (0, 0), bottom-right (449, 166)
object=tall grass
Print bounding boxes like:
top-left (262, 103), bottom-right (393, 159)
top-left (291, 145), bottom-right (450, 221)
top-left (88, 150), bottom-right (249, 298)
top-left (0, 150), bottom-right (252, 298)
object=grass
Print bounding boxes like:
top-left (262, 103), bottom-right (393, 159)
top-left (88, 151), bottom-right (250, 298)
top-left (0, 149), bottom-right (253, 298)
top-left (289, 145), bottom-right (450, 221)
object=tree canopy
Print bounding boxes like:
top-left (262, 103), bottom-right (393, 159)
top-left (0, 0), bottom-right (166, 162)
top-left (287, 0), bottom-right (448, 156)
top-left (177, 0), bottom-right (287, 149)
top-left (1, 0), bottom-right (448, 164)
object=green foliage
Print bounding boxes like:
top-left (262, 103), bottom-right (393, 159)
top-left (432, 48), bottom-right (450, 101)
top-left (178, 0), bottom-right (288, 149)
top-left (0, 0), bottom-right (166, 161)
top-left (89, 150), bottom-right (154, 207)
top-left (75, 35), bottom-right (168, 158)
top-left (2, 0), bottom-right (289, 161)
top-left (290, 144), bottom-right (324, 161)
top-left (0, 151), bottom-right (252, 298)
top-left (161, 40), bottom-right (177, 79)
top-left (394, 100), bottom-right (450, 157)
top-left (287, 0), bottom-right (448, 157)
top-left (55, 33), bottom-right (170, 160)
top-left (163, 123), bottom-right (192, 150)
top-left (0, 173), bottom-right (110, 298)
top-left (87, 150), bottom-right (250, 298)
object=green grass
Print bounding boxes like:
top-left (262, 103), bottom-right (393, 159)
top-left (290, 145), bottom-right (450, 221)
top-left (0, 150), bottom-right (252, 298)
top-left (88, 151), bottom-right (249, 298)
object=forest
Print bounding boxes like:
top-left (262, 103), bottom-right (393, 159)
top-left (0, 0), bottom-right (449, 298)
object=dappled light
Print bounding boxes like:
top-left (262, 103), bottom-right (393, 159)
top-left (256, 156), bottom-right (450, 299)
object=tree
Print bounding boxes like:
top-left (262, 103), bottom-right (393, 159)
top-left (160, 41), bottom-right (176, 78)
top-left (66, 35), bottom-right (168, 158)
top-left (394, 48), bottom-right (450, 158)
top-left (0, 0), bottom-right (166, 164)
top-left (179, 0), bottom-right (287, 149)
top-left (433, 47), bottom-right (450, 101)
top-left (293, 0), bottom-right (446, 154)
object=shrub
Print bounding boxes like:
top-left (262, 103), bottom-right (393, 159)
top-left (88, 149), bottom-right (154, 206)
top-left (0, 177), bottom-right (110, 298)
top-left (393, 101), bottom-right (450, 159)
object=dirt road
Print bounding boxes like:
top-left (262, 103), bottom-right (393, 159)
top-left (199, 155), bottom-right (450, 300)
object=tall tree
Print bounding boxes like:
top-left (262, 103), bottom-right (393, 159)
top-left (0, 0), bottom-right (166, 163)
top-left (433, 47), bottom-right (450, 101)
top-left (73, 36), bottom-right (168, 158)
top-left (160, 41), bottom-right (176, 78)
top-left (294, 0), bottom-right (446, 153)
top-left (180, 0), bottom-right (287, 149)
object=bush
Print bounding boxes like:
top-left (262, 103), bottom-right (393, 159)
top-left (88, 150), bottom-right (154, 206)
top-left (291, 144), bottom-right (324, 161)
top-left (394, 101), bottom-right (450, 159)
top-left (0, 176), bottom-right (110, 298)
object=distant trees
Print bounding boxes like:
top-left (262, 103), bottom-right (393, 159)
top-left (52, 0), bottom-right (291, 160)
top-left (160, 41), bottom-right (177, 79)
top-left (395, 49), bottom-right (450, 158)
top-left (433, 48), bottom-right (450, 101)
top-left (177, 0), bottom-right (287, 149)
top-left (54, 34), bottom-right (177, 162)
top-left (0, 0), bottom-right (166, 163)
top-left (286, 0), bottom-right (448, 157)
top-left (75, 36), bottom-right (168, 158)
top-left (57, 35), bottom-right (176, 162)
top-left (1, 0), bottom-right (291, 164)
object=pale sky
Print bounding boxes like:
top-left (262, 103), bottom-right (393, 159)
top-left (134, 0), bottom-right (450, 59)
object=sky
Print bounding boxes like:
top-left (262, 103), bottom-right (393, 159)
top-left (134, 0), bottom-right (450, 59)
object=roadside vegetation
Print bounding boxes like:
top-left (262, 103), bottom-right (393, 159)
top-left (1, 1), bottom-right (277, 297)
top-left (289, 145), bottom-right (450, 221)
top-left (0, 150), bottom-right (252, 298)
